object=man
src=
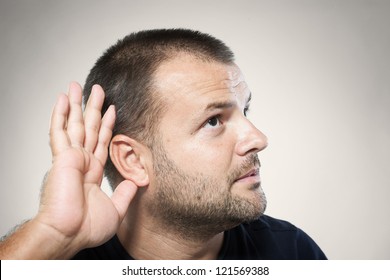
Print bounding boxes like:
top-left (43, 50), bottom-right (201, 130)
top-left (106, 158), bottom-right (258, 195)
top-left (0, 29), bottom-right (326, 259)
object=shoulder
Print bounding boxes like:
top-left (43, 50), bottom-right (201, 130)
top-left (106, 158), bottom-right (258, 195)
top-left (222, 215), bottom-right (327, 260)
top-left (250, 214), bottom-right (298, 231)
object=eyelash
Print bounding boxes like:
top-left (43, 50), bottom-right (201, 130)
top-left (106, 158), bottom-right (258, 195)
top-left (244, 106), bottom-right (250, 117)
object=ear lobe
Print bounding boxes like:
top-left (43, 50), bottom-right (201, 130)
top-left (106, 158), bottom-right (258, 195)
top-left (109, 134), bottom-right (150, 187)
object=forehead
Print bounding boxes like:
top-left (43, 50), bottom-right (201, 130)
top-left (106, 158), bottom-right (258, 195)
top-left (153, 54), bottom-right (249, 108)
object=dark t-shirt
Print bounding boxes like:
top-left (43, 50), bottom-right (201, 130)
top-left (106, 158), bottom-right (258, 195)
top-left (72, 215), bottom-right (327, 260)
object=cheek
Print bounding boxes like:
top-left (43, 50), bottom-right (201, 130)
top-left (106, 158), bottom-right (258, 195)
top-left (167, 139), bottom-right (234, 177)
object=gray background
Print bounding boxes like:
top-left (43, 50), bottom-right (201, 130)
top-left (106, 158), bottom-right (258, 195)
top-left (0, 0), bottom-right (389, 259)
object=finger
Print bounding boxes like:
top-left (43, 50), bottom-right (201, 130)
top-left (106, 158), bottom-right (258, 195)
top-left (49, 93), bottom-right (70, 156)
top-left (83, 85), bottom-right (105, 153)
top-left (94, 105), bottom-right (116, 166)
top-left (66, 82), bottom-right (85, 147)
top-left (111, 180), bottom-right (138, 221)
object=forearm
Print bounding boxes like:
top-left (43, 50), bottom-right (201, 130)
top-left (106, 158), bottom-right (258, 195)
top-left (0, 219), bottom-right (79, 260)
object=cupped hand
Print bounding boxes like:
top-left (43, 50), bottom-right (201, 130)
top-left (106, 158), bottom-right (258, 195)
top-left (36, 82), bottom-right (137, 254)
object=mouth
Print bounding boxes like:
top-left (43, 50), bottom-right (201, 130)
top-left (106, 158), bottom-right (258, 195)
top-left (234, 167), bottom-right (260, 184)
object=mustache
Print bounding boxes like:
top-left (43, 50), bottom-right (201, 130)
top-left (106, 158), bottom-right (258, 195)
top-left (227, 154), bottom-right (260, 186)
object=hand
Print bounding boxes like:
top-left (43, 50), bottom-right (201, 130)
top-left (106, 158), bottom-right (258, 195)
top-left (36, 82), bottom-right (137, 256)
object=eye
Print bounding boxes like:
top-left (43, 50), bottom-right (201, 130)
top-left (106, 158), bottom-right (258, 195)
top-left (204, 115), bottom-right (222, 128)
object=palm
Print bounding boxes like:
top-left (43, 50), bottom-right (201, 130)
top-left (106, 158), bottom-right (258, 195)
top-left (37, 83), bottom-right (136, 251)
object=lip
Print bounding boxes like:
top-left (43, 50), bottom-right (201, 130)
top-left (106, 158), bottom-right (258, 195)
top-left (234, 167), bottom-right (260, 184)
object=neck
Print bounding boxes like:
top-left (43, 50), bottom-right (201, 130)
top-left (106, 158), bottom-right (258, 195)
top-left (117, 202), bottom-right (224, 260)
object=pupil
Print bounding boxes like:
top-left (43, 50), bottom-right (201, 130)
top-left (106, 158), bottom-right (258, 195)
top-left (209, 117), bottom-right (218, 126)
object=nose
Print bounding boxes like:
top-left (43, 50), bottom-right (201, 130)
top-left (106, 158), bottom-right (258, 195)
top-left (235, 118), bottom-right (268, 156)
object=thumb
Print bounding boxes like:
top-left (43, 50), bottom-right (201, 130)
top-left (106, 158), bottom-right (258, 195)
top-left (111, 180), bottom-right (138, 221)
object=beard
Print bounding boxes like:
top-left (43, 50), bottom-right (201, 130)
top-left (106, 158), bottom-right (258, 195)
top-left (146, 140), bottom-right (267, 240)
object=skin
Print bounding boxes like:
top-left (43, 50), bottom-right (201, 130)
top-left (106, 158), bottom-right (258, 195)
top-left (0, 54), bottom-right (267, 260)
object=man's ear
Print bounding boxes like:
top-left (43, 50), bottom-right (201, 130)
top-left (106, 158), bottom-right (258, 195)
top-left (109, 134), bottom-right (150, 187)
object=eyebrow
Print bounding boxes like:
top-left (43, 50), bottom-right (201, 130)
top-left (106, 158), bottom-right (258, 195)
top-left (204, 92), bottom-right (252, 111)
top-left (205, 100), bottom-right (236, 111)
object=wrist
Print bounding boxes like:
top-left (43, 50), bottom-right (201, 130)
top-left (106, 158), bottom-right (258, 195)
top-left (0, 218), bottom-right (82, 259)
top-left (29, 217), bottom-right (83, 259)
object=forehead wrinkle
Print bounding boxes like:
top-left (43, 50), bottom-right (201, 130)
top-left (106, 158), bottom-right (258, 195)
top-left (185, 75), bottom-right (247, 99)
top-left (168, 67), bottom-right (244, 97)
top-left (154, 56), bottom-right (250, 114)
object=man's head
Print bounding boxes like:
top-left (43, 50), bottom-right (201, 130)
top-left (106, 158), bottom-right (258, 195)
top-left (84, 29), bottom-right (235, 186)
top-left (83, 29), bottom-right (268, 237)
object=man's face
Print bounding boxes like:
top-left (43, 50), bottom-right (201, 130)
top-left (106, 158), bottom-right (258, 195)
top-left (145, 54), bottom-right (268, 237)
